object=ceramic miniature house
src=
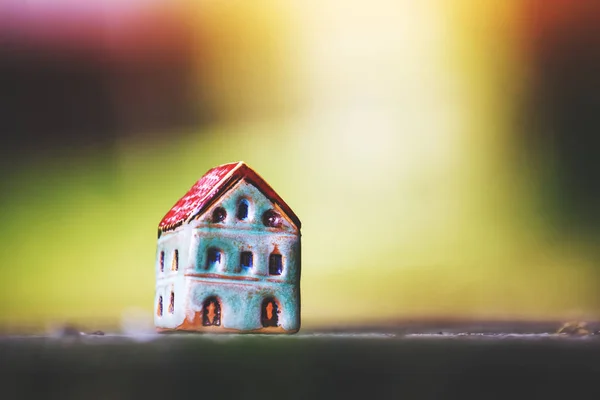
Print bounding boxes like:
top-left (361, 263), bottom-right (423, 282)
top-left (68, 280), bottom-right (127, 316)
top-left (155, 161), bottom-right (301, 333)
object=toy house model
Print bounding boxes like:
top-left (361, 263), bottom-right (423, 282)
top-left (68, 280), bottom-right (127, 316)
top-left (155, 161), bottom-right (301, 334)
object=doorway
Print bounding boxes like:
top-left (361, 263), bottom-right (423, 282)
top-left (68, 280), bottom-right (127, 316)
top-left (261, 298), bottom-right (279, 327)
top-left (202, 297), bottom-right (221, 326)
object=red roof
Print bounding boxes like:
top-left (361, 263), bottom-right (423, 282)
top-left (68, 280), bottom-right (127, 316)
top-left (158, 161), bottom-right (301, 233)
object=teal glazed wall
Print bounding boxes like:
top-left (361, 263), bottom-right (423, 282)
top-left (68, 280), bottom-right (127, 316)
top-left (155, 179), bottom-right (301, 333)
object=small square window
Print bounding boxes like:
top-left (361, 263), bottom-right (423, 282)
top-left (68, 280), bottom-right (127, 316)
top-left (207, 248), bottom-right (222, 269)
top-left (240, 251), bottom-right (253, 270)
top-left (269, 254), bottom-right (283, 275)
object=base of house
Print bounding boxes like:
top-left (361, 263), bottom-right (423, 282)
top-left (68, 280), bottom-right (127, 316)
top-left (156, 326), bottom-right (298, 334)
top-left (156, 312), bottom-right (299, 334)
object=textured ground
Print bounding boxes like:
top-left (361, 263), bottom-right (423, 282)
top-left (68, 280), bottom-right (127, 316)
top-left (1, 323), bottom-right (599, 399)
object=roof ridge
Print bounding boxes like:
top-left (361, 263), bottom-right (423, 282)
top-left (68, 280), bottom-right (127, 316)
top-left (158, 161), bottom-right (301, 236)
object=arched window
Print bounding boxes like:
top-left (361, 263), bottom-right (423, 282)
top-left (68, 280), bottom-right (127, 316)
top-left (269, 253), bottom-right (283, 275)
top-left (169, 292), bottom-right (175, 314)
top-left (172, 250), bottom-right (179, 271)
top-left (206, 248), bottom-right (222, 270)
top-left (159, 251), bottom-right (165, 272)
top-left (212, 207), bottom-right (227, 223)
top-left (236, 199), bottom-right (249, 220)
top-left (157, 295), bottom-right (163, 317)
top-left (261, 298), bottom-right (279, 327)
top-left (202, 297), bottom-right (221, 326)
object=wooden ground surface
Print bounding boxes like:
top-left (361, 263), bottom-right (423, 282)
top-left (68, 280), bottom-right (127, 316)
top-left (1, 322), bottom-right (599, 399)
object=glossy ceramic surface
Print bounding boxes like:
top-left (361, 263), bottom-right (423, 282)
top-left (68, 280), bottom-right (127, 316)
top-left (155, 162), bottom-right (301, 334)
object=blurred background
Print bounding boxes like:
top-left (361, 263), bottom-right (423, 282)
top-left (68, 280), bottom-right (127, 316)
top-left (0, 0), bottom-right (598, 333)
